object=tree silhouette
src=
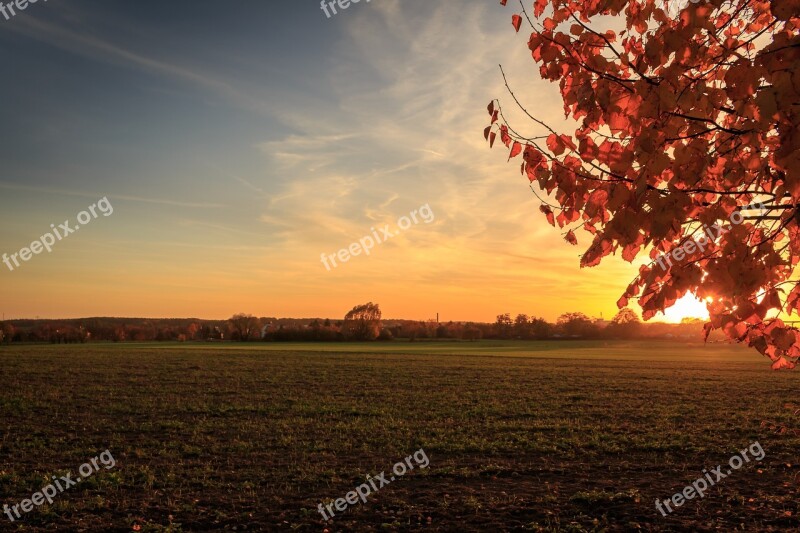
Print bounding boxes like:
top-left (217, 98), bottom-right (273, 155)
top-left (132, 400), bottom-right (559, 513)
top-left (342, 303), bottom-right (382, 341)
top-left (228, 313), bottom-right (262, 342)
top-left (607, 308), bottom-right (643, 338)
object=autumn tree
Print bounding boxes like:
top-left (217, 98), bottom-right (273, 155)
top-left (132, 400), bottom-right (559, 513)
top-left (342, 302), bottom-right (382, 341)
top-left (186, 322), bottom-right (200, 341)
top-left (228, 313), bottom-right (262, 342)
top-left (486, 0), bottom-right (800, 368)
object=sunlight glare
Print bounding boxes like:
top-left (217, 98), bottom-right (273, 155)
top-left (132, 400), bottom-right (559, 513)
top-left (656, 294), bottom-right (710, 323)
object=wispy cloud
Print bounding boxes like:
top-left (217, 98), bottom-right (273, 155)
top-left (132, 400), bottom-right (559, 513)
top-left (0, 182), bottom-right (226, 208)
top-left (6, 13), bottom-right (276, 117)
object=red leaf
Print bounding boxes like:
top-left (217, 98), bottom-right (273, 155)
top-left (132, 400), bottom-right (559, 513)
top-left (786, 284), bottom-right (800, 315)
top-left (581, 236), bottom-right (613, 267)
top-left (499, 125), bottom-right (512, 147)
top-left (512, 14), bottom-right (522, 32)
top-left (509, 141), bottom-right (523, 159)
top-left (622, 243), bottom-right (641, 262)
top-left (546, 133), bottom-right (564, 155)
top-left (539, 204), bottom-right (555, 226)
top-left (559, 134), bottom-right (577, 151)
top-left (565, 230), bottom-right (578, 245)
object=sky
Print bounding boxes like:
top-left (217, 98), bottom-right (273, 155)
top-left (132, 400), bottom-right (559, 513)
top-left (0, 0), bottom-right (702, 322)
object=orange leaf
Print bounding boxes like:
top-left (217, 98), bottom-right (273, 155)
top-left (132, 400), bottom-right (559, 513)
top-left (772, 357), bottom-right (796, 371)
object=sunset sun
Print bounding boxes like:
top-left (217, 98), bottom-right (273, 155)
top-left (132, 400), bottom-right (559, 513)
top-left (658, 294), bottom-right (711, 324)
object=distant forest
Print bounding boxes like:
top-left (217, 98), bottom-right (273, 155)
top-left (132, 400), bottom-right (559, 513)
top-left (0, 303), bottom-right (726, 344)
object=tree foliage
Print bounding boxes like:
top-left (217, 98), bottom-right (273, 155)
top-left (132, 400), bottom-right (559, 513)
top-left (0, 323), bottom-right (12, 345)
top-left (557, 312), bottom-right (601, 336)
top-left (487, 0), bottom-right (800, 368)
top-left (495, 313), bottom-right (514, 337)
top-left (228, 313), bottom-right (262, 342)
top-left (343, 302), bottom-right (382, 341)
top-left (612, 308), bottom-right (642, 325)
top-left (607, 308), bottom-right (643, 337)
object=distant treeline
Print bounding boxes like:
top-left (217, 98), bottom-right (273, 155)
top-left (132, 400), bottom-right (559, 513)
top-left (0, 305), bottom-right (725, 344)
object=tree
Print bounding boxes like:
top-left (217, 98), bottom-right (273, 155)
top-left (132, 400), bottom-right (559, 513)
top-left (228, 313), bottom-right (262, 342)
top-left (612, 308), bottom-right (642, 326)
top-left (342, 302), bottom-right (382, 341)
top-left (113, 326), bottom-right (126, 343)
top-left (530, 316), bottom-right (554, 339)
top-left (514, 313), bottom-right (531, 338)
top-left (487, 0), bottom-right (800, 368)
top-left (557, 312), bottom-right (599, 337)
top-left (607, 308), bottom-right (643, 338)
top-left (3, 323), bottom-right (14, 344)
top-left (186, 322), bottom-right (200, 340)
top-left (462, 326), bottom-right (483, 341)
top-left (495, 313), bottom-right (514, 338)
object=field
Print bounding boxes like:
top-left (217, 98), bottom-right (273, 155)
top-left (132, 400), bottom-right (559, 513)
top-left (2, 340), bottom-right (800, 532)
